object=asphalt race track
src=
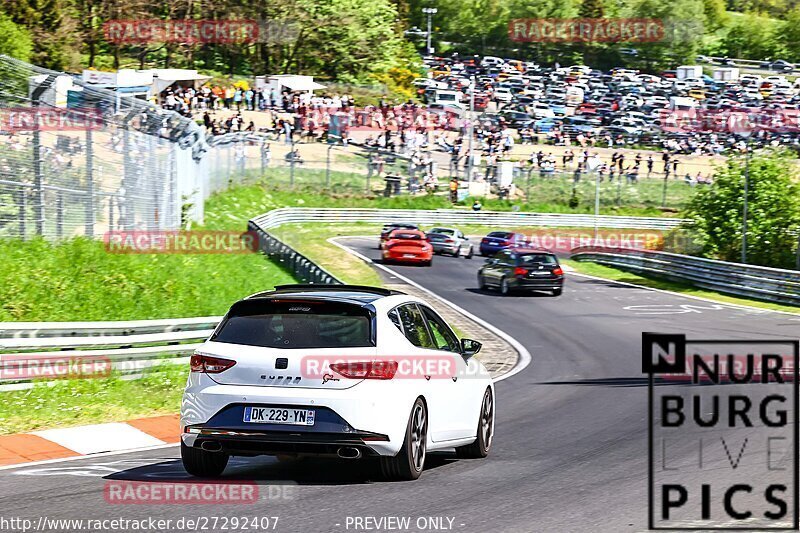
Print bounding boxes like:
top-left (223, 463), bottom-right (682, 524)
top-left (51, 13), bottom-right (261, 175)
top-left (0, 236), bottom-right (796, 533)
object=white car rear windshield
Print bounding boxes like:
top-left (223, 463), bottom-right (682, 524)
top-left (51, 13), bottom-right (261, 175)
top-left (212, 300), bottom-right (373, 349)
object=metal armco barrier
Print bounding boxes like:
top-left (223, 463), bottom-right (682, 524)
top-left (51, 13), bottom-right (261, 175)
top-left (247, 221), bottom-right (341, 285)
top-left (0, 316), bottom-right (221, 339)
top-left (250, 207), bottom-right (688, 231)
top-left (570, 246), bottom-right (800, 306)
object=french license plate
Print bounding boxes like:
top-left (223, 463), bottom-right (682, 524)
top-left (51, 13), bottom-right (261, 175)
top-left (243, 407), bottom-right (315, 425)
top-left (403, 254), bottom-right (416, 258)
top-left (530, 271), bottom-right (550, 276)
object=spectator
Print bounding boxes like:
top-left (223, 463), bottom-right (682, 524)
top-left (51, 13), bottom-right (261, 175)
top-left (245, 89), bottom-right (254, 111)
top-left (449, 177), bottom-right (459, 202)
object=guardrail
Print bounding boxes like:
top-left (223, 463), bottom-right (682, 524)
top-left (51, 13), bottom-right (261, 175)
top-left (570, 246), bottom-right (800, 306)
top-left (704, 56), bottom-right (795, 72)
top-left (250, 207), bottom-right (688, 231)
top-left (0, 317), bottom-right (221, 339)
top-left (0, 326), bottom-right (215, 389)
top-left (247, 221), bottom-right (341, 285)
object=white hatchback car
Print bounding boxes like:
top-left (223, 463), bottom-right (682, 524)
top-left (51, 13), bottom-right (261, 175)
top-left (181, 285), bottom-right (495, 481)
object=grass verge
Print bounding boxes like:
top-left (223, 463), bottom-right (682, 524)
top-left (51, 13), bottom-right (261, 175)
top-left (0, 238), bottom-right (295, 321)
top-left (271, 223), bottom-right (384, 286)
top-left (0, 364), bottom-right (187, 435)
top-left (564, 259), bottom-right (800, 314)
top-left (202, 176), bottom-right (685, 220)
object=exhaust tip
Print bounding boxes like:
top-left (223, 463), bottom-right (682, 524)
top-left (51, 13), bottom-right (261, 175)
top-left (200, 440), bottom-right (223, 452)
top-left (337, 446), bottom-right (362, 459)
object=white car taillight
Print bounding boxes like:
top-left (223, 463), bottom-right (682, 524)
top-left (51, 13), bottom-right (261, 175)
top-left (190, 352), bottom-right (237, 373)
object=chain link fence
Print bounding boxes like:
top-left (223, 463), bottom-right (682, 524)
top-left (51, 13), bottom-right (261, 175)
top-left (0, 49), bottom-right (433, 242)
top-left (0, 55), bottom-right (206, 239)
top-left (202, 133), bottom-right (427, 198)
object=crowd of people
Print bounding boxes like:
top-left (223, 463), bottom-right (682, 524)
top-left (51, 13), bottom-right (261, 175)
top-left (150, 59), bottom-right (733, 197)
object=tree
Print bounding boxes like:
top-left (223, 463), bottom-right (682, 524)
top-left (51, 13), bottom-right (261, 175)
top-left (284, 0), bottom-right (412, 81)
top-left (701, 0), bottom-right (729, 31)
top-left (0, 13), bottom-right (33, 61)
top-left (625, 0), bottom-right (705, 67)
top-left (1, 0), bottom-right (77, 69)
top-left (682, 152), bottom-right (800, 268)
top-left (717, 13), bottom-right (783, 60)
top-left (579, 0), bottom-right (604, 18)
top-left (779, 7), bottom-right (800, 62)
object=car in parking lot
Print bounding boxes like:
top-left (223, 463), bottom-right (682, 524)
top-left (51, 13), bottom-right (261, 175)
top-left (425, 227), bottom-right (474, 257)
top-left (499, 109), bottom-right (533, 128)
top-left (761, 59), bottom-right (794, 73)
top-left (181, 284), bottom-right (495, 481)
top-left (382, 229), bottom-right (433, 265)
top-left (479, 231), bottom-right (527, 256)
top-left (529, 102), bottom-right (555, 118)
top-left (493, 87), bottom-right (513, 103)
top-left (532, 116), bottom-right (560, 133)
top-left (477, 249), bottom-right (564, 296)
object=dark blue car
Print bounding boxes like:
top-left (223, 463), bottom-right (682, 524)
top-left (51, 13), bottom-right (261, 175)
top-left (479, 231), bottom-right (527, 256)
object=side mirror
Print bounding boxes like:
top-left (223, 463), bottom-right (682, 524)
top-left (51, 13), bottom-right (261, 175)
top-left (484, 258), bottom-right (495, 265)
top-left (460, 338), bottom-right (482, 359)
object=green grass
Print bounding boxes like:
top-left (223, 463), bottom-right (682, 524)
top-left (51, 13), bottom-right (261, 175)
top-left (511, 173), bottom-right (692, 215)
top-left (202, 178), bottom-right (686, 222)
top-left (564, 259), bottom-right (800, 314)
top-left (0, 237), bottom-right (295, 321)
top-left (0, 181), bottom-right (311, 321)
top-left (272, 223), bottom-right (385, 286)
top-left (0, 364), bottom-right (188, 435)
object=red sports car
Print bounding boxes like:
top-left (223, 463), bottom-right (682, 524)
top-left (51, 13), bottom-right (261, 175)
top-left (382, 229), bottom-right (433, 266)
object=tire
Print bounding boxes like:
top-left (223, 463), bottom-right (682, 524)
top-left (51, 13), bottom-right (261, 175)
top-left (456, 387), bottom-right (494, 459)
top-left (465, 246), bottom-right (474, 259)
top-left (478, 274), bottom-right (487, 290)
top-left (500, 277), bottom-right (511, 295)
top-left (552, 287), bottom-right (563, 296)
top-left (181, 441), bottom-right (229, 477)
top-left (380, 398), bottom-right (428, 481)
